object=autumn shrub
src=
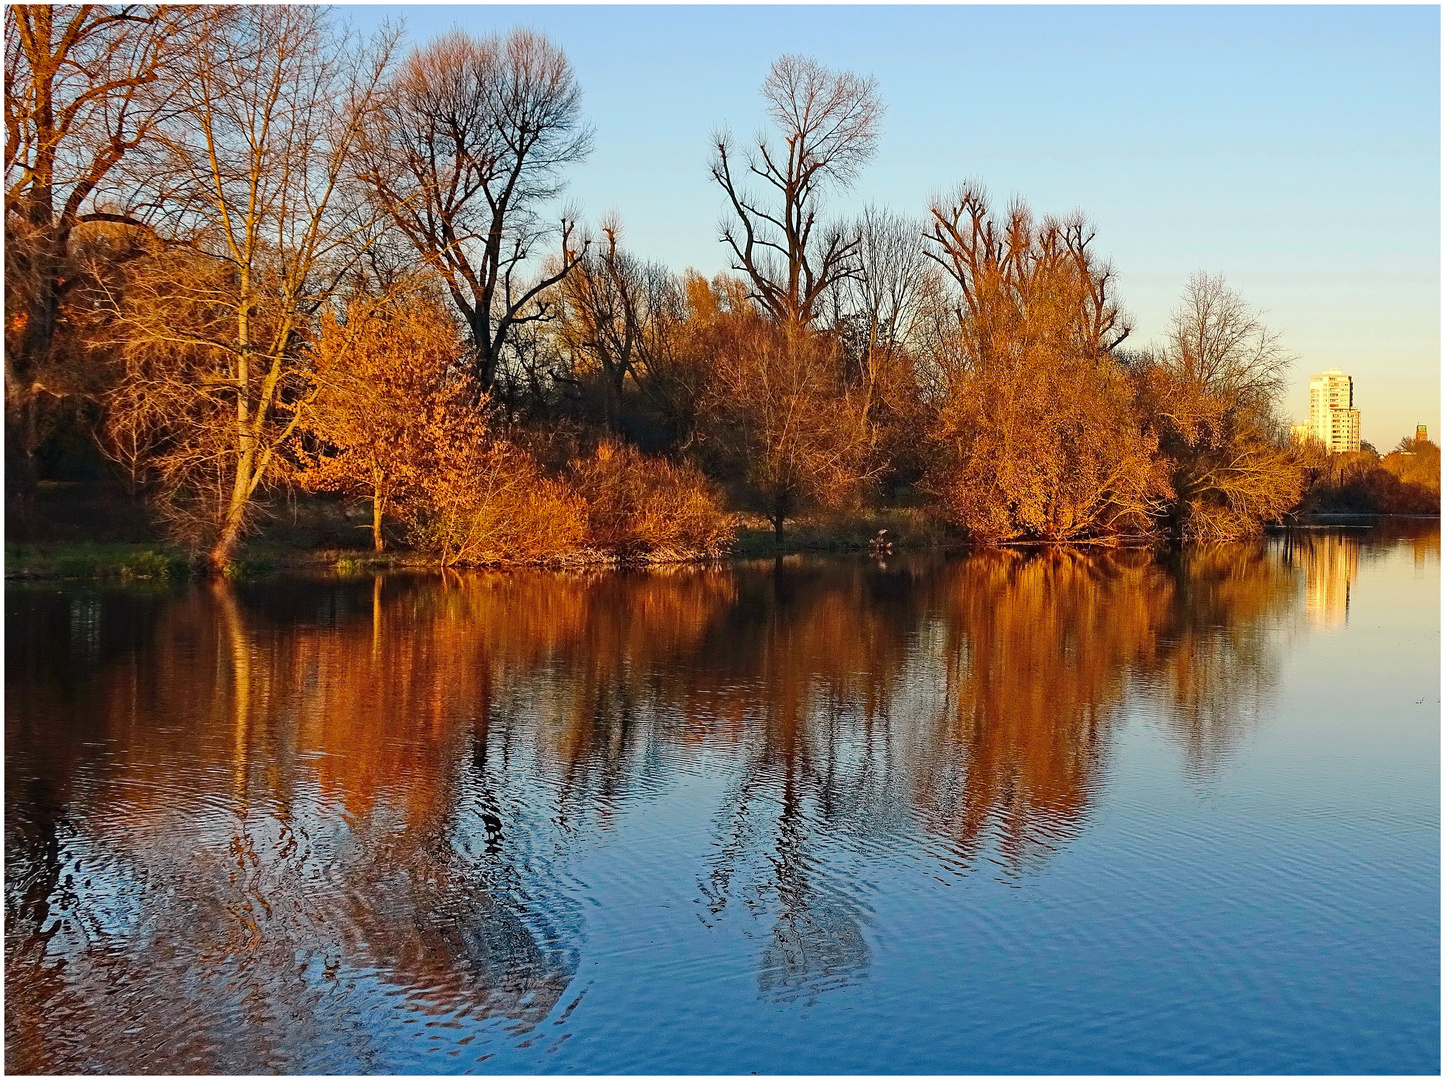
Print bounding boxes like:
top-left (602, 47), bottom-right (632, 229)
top-left (1299, 440), bottom-right (1441, 516)
top-left (925, 353), bottom-right (1168, 543)
top-left (920, 190), bottom-right (1168, 543)
top-left (1378, 439), bottom-right (1440, 513)
top-left (404, 439), bottom-right (587, 567)
top-left (297, 293), bottom-right (588, 566)
top-left (568, 441), bottom-right (733, 559)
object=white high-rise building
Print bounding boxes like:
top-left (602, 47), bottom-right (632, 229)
top-left (1308, 369), bottom-right (1361, 453)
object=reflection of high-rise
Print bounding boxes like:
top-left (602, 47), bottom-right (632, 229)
top-left (1298, 532), bottom-right (1361, 627)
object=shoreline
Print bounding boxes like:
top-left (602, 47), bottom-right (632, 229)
top-left (6, 513), bottom-right (1439, 583)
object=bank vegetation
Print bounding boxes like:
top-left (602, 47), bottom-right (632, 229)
top-left (7, 6), bottom-right (1435, 571)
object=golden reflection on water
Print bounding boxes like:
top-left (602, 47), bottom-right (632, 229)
top-left (1293, 533), bottom-right (1361, 627)
top-left (4, 534), bottom-right (1383, 1071)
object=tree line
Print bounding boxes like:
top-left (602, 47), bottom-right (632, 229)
top-left (7, 6), bottom-right (1424, 571)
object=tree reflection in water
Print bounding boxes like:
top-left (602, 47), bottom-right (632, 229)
top-left (5, 539), bottom-right (1324, 1070)
top-left (912, 546), bottom-right (1300, 869)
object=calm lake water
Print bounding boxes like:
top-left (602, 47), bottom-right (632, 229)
top-left (6, 524), bottom-right (1439, 1074)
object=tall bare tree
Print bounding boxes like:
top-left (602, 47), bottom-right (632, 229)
top-left (1164, 271), bottom-right (1290, 413)
top-left (103, 6), bottom-right (396, 570)
top-left (4, 4), bottom-right (213, 516)
top-left (357, 29), bottom-right (592, 398)
top-left (711, 55), bottom-right (883, 328)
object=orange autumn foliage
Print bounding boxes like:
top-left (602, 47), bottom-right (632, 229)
top-left (683, 273), bottom-right (875, 537)
top-left (568, 441), bottom-right (733, 560)
top-left (921, 189), bottom-right (1168, 543)
top-left (304, 294), bottom-right (471, 550)
top-left (303, 292), bottom-right (586, 565)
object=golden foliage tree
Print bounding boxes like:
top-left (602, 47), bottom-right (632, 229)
top-left (302, 292), bottom-right (471, 550)
top-left (1134, 273), bottom-right (1302, 540)
top-left (687, 274), bottom-right (874, 538)
top-left (101, 7), bottom-right (396, 569)
top-left (921, 187), bottom-right (1168, 542)
top-left (308, 311), bottom-right (586, 568)
top-left (1381, 435), bottom-right (1440, 507)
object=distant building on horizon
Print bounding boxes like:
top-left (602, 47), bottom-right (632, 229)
top-left (1307, 368), bottom-right (1361, 453)
top-left (1416, 423), bottom-right (1428, 443)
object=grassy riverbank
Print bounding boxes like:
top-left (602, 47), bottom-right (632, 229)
top-left (729, 508), bottom-right (957, 557)
top-left (5, 542), bottom-right (193, 581)
top-left (7, 479), bottom-right (1434, 582)
top-left (5, 506), bottom-right (966, 581)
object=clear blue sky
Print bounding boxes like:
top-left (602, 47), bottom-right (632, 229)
top-left (341, 4), bottom-right (1440, 447)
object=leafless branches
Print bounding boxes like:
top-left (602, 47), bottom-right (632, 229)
top-left (99, 6), bottom-right (397, 567)
top-left (357, 28), bottom-right (593, 395)
top-left (1166, 271), bottom-right (1291, 415)
top-left (711, 55), bottom-right (882, 328)
top-left (925, 184), bottom-right (1131, 373)
top-left (556, 217), bottom-right (681, 437)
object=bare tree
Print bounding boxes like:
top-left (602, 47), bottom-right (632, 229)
top-left (1135, 273), bottom-right (1301, 540)
top-left (103, 6), bottom-right (396, 570)
top-left (711, 55), bottom-right (882, 328)
top-left (1165, 271), bottom-right (1290, 414)
top-left (839, 205), bottom-right (928, 354)
top-left (357, 28), bottom-right (592, 398)
top-left (557, 217), bottom-right (678, 438)
top-left (4, 4), bottom-right (214, 517)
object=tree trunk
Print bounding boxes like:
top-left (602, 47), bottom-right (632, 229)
top-left (606, 373), bottom-right (623, 440)
top-left (10, 395), bottom-right (43, 539)
top-left (372, 491), bottom-right (386, 552)
top-left (9, 235), bottom-right (63, 537)
top-left (771, 489), bottom-right (789, 543)
top-left (469, 314), bottom-right (498, 397)
top-left (208, 502), bottom-right (247, 574)
top-left (209, 416), bottom-right (260, 574)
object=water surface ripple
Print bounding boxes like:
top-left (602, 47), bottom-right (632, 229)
top-left (6, 525), bottom-right (1439, 1073)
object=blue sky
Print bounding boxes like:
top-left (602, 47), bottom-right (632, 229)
top-left (341, 5), bottom-right (1439, 446)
